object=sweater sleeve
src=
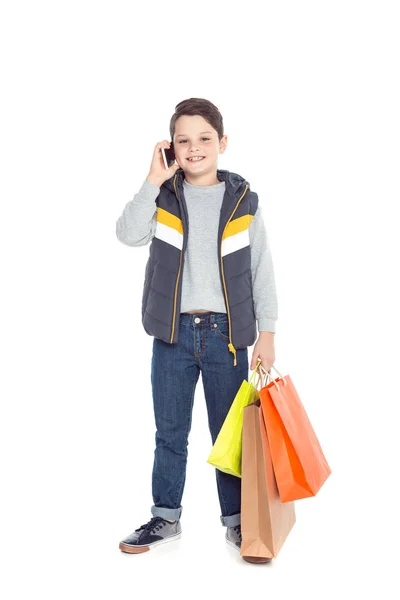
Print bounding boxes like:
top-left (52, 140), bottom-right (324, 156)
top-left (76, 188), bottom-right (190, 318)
top-left (249, 205), bottom-right (278, 333)
top-left (116, 180), bottom-right (160, 246)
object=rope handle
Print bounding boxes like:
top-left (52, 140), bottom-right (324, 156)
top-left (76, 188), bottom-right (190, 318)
top-left (258, 363), bottom-right (288, 391)
top-left (249, 362), bottom-right (262, 388)
top-left (249, 359), bottom-right (272, 390)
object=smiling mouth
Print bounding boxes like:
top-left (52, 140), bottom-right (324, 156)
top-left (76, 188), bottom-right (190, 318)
top-left (187, 157), bottom-right (205, 162)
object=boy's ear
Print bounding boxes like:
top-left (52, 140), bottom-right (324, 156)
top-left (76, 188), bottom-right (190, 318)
top-left (219, 134), bottom-right (228, 154)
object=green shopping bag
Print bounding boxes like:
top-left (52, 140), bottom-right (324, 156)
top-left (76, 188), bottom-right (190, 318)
top-left (206, 359), bottom-right (263, 477)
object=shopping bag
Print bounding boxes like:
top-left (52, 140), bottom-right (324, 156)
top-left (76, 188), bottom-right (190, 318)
top-left (240, 398), bottom-right (296, 561)
top-left (206, 363), bottom-right (262, 477)
top-left (258, 364), bottom-right (332, 502)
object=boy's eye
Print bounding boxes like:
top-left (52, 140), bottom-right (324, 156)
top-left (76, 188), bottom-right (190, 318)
top-left (178, 137), bottom-right (210, 144)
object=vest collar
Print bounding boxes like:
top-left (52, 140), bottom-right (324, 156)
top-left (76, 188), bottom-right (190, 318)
top-left (162, 168), bottom-right (249, 199)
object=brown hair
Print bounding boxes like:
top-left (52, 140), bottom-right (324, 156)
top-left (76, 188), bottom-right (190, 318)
top-left (169, 98), bottom-right (224, 143)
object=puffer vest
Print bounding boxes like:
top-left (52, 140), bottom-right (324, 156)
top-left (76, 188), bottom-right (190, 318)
top-left (141, 168), bottom-right (259, 366)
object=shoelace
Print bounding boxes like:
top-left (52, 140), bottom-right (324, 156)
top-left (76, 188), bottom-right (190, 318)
top-left (135, 516), bottom-right (167, 535)
top-left (233, 525), bottom-right (242, 541)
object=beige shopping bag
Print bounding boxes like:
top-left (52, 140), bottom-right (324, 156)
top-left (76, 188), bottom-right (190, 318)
top-left (240, 399), bottom-right (296, 561)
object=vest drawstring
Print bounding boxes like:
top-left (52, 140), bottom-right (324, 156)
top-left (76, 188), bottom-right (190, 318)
top-left (228, 342), bottom-right (237, 366)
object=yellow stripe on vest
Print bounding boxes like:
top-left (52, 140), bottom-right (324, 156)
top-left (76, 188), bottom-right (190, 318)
top-left (222, 214), bottom-right (254, 240)
top-left (156, 207), bottom-right (184, 233)
top-left (155, 208), bottom-right (184, 250)
top-left (221, 214), bottom-right (254, 257)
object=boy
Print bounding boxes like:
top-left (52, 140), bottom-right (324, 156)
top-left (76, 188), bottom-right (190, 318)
top-left (116, 98), bottom-right (277, 559)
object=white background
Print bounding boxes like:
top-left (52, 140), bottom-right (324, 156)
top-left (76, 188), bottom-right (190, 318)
top-left (1, 1), bottom-right (399, 598)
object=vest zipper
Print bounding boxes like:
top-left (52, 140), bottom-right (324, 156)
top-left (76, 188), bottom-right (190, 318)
top-left (220, 183), bottom-right (249, 366)
top-left (170, 177), bottom-right (249, 356)
top-left (170, 176), bottom-right (184, 343)
top-left (170, 251), bottom-right (182, 343)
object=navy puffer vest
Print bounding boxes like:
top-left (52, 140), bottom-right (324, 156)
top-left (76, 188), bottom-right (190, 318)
top-left (141, 168), bottom-right (258, 366)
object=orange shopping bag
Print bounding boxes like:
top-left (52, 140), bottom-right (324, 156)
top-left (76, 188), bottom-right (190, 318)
top-left (258, 364), bottom-right (332, 502)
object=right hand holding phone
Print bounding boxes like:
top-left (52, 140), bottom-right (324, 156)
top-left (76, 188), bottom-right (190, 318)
top-left (146, 141), bottom-right (180, 187)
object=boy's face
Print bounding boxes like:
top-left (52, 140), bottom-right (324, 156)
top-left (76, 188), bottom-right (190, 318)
top-left (173, 114), bottom-right (227, 178)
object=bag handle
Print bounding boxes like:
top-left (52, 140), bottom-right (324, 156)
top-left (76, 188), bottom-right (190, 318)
top-left (250, 358), bottom-right (271, 389)
top-left (257, 363), bottom-right (272, 387)
top-left (249, 363), bottom-right (262, 388)
top-left (258, 363), bottom-right (288, 390)
top-left (249, 359), bottom-right (271, 390)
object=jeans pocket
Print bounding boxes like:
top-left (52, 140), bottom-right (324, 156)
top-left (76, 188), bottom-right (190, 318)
top-left (215, 322), bottom-right (230, 341)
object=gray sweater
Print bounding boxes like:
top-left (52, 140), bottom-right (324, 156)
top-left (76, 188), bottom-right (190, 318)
top-left (116, 178), bottom-right (278, 333)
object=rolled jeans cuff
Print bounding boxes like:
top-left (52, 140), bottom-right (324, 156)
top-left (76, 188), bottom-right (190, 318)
top-left (220, 512), bottom-right (241, 527)
top-left (151, 504), bottom-right (183, 521)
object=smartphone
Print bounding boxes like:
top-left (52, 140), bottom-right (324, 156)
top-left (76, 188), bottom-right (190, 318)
top-left (161, 143), bottom-right (176, 169)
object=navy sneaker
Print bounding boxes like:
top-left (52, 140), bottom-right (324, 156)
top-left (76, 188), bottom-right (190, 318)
top-left (225, 523), bottom-right (242, 550)
top-left (119, 516), bottom-right (182, 554)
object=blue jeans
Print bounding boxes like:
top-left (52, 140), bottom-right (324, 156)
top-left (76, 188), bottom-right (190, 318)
top-left (150, 311), bottom-right (249, 528)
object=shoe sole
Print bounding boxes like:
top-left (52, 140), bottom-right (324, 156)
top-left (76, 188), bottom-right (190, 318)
top-left (119, 532), bottom-right (182, 554)
top-left (225, 536), bottom-right (241, 551)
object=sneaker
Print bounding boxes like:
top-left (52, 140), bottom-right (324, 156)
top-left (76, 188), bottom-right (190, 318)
top-left (119, 516), bottom-right (182, 554)
top-left (225, 524), bottom-right (242, 550)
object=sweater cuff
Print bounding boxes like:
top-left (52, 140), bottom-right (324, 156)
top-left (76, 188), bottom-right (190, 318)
top-left (257, 318), bottom-right (276, 333)
top-left (137, 179), bottom-right (161, 202)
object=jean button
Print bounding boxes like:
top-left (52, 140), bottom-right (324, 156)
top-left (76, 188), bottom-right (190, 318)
top-left (194, 317), bottom-right (201, 323)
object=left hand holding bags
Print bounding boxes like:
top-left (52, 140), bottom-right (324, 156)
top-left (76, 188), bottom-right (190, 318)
top-left (250, 332), bottom-right (275, 371)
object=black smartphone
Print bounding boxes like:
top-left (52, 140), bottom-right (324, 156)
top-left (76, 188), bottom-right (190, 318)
top-left (161, 142), bottom-right (176, 169)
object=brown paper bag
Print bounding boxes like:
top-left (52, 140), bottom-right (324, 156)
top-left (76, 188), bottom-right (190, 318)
top-left (240, 399), bottom-right (296, 561)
